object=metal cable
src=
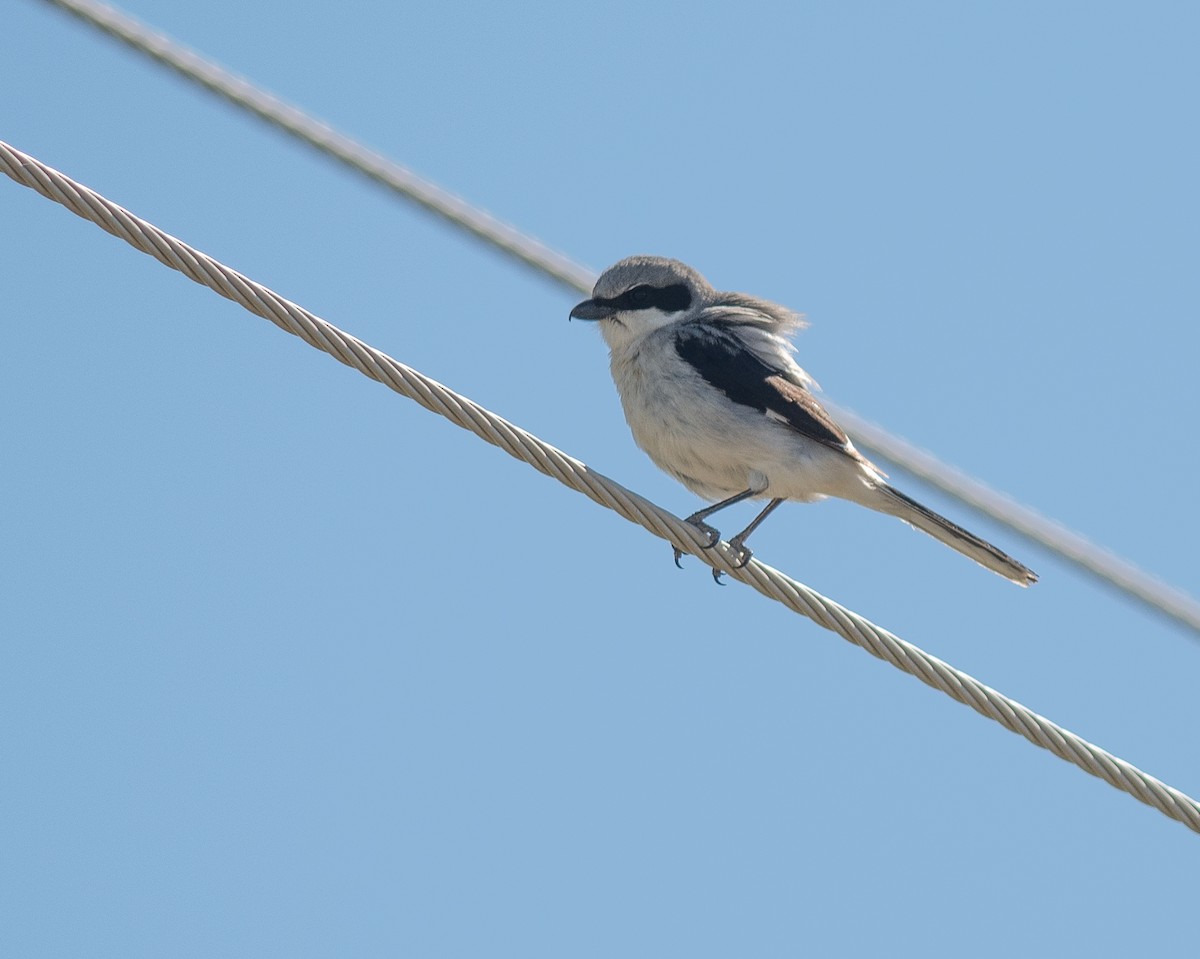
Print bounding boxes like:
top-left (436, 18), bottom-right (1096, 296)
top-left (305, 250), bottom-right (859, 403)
top-left (39, 0), bottom-right (595, 294)
top-left (4, 138), bottom-right (1197, 835)
top-left (36, 0), bottom-right (1200, 637)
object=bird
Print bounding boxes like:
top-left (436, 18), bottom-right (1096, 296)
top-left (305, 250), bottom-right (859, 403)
top-left (570, 255), bottom-right (1037, 586)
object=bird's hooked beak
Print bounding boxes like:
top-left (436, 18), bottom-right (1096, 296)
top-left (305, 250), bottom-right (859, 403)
top-left (569, 297), bottom-right (617, 321)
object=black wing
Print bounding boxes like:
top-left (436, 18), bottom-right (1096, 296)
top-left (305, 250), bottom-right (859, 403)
top-left (673, 323), bottom-right (855, 455)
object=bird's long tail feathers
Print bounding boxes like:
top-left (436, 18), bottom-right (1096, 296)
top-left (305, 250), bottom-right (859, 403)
top-left (873, 484), bottom-right (1038, 587)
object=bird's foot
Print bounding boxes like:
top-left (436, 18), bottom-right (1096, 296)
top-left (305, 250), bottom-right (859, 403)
top-left (673, 516), bottom-right (721, 568)
top-left (709, 538), bottom-right (754, 583)
top-left (727, 537), bottom-right (754, 570)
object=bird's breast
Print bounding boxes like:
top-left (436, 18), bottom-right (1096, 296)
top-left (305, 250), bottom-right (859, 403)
top-left (608, 340), bottom-right (765, 499)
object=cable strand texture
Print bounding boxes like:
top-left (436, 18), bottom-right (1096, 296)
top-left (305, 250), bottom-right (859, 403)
top-left (4, 139), bottom-right (1198, 835)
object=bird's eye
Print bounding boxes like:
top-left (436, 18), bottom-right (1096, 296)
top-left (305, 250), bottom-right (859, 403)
top-left (629, 286), bottom-right (651, 305)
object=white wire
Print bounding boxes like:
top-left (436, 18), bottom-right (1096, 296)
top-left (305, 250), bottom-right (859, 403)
top-left (4, 138), bottom-right (1198, 835)
top-left (40, 0), bottom-right (595, 294)
top-left (836, 411), bottom-right (1200, 631)
top-left (36, 0), bottom-right (1200, 637)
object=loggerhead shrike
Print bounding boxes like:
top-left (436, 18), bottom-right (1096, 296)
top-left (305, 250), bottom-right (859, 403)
top-left (571, 255), bottom-right (1037, 586)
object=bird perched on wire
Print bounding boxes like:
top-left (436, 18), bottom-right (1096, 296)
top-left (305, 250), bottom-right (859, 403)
top-left (570, 255), bottom-right (1037, 586)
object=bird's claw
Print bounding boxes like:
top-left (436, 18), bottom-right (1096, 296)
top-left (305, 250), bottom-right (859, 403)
top-left (729, 541), bottom-right (753, 569)
top-left (673, 518), bottom-right (721, 569)
top-left (710, 542), bottom-right (753, 585)
top-left (683, 517), bottom-right (720, 549)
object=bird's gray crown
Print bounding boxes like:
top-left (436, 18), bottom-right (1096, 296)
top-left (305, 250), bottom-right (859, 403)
top-left (591, 256), bottom-right (803, 335)
top-left (591, 255), bottom-right (714, 302)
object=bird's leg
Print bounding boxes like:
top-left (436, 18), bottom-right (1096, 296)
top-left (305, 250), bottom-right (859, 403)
top-left (672, 488), bottom-right (759, 569)
top-left (722, 498), bottom-right (785, 574)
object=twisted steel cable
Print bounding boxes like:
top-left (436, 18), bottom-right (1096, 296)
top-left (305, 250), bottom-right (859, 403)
top-left (4, 138), bottom-right (1197, 835)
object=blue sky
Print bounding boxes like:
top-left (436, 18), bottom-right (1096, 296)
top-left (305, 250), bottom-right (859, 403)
top-left (3, 1), bottom-right (1199, 955)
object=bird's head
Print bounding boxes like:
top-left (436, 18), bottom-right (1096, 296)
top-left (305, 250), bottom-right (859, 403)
top-left (570, 256), bottom-right (712, 350)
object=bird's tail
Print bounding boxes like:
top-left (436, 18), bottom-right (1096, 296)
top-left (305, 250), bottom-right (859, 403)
top-left (872, 483), bottom-right (1038, 587)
